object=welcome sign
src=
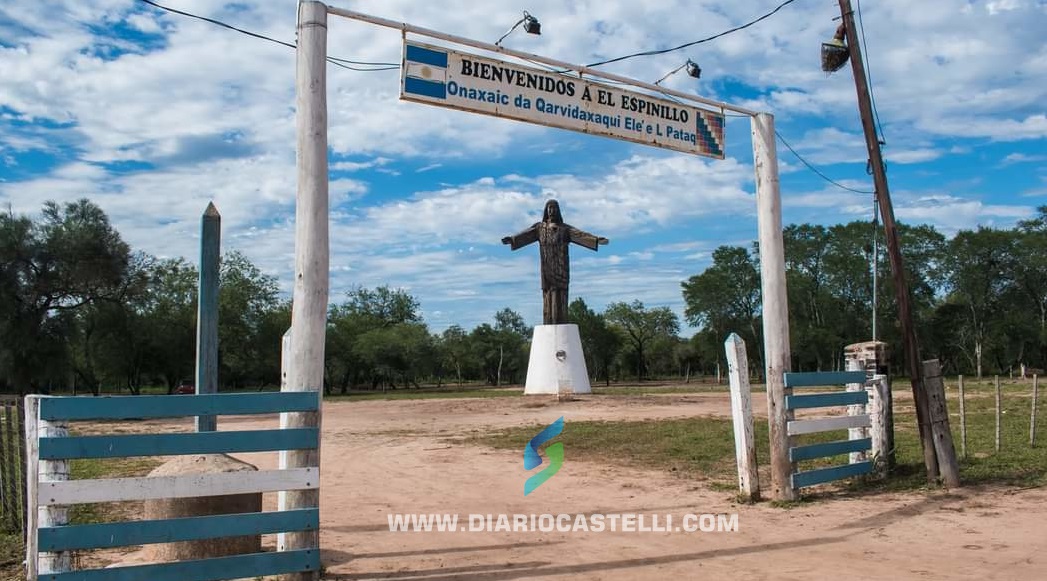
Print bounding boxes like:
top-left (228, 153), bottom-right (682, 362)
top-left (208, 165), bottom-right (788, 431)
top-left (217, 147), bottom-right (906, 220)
top-left (399, 41), bottom-right (725, 159)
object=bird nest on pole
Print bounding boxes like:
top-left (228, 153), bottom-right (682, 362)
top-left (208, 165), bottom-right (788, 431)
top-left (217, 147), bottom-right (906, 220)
top-left (821, 24), bottom-right (850, 73)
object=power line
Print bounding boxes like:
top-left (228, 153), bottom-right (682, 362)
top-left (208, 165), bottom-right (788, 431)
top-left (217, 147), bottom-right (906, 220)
top-left (136, 0), bottom-right (399, 71)
top-left (775, 130), bottom-right (874, 194)
top-left (586, 0), bottom-right (798, 68)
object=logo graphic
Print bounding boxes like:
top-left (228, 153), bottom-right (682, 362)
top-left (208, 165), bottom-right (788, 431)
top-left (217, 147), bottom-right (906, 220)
top-left (524, 416), bottom-right (564, 496)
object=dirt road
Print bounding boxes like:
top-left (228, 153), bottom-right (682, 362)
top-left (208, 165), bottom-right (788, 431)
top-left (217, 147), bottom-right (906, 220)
top-left (210, 394), bottom-right (1046, 581)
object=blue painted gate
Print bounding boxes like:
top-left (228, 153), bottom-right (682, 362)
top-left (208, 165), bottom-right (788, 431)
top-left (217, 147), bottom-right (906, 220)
top-left (24, 392), bottom-right (320, 580)
top-left (784, 371), bottom-right (873, 489)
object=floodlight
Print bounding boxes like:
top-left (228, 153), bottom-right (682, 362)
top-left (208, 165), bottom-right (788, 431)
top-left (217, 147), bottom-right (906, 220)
top-left (821, 24), bottom-right (850, 73)
top-left (496, 11), bottom-right (541, 45)
top-left (655, 59), bottom-right (702, 85)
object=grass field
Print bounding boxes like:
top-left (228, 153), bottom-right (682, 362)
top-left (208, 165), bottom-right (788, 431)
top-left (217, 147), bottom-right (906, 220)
top-left (474, 377), bottom-right (1047, 496)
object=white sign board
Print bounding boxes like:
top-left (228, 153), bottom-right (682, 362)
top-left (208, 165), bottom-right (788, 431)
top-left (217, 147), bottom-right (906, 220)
top-left (399, 41), bottom-right (725, 159)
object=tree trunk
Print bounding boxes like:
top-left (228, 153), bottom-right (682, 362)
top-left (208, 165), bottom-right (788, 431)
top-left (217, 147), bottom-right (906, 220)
top-left (496, 345), bottom-right (504, 387)
top-left (976, 341), bottom-right (983, 379)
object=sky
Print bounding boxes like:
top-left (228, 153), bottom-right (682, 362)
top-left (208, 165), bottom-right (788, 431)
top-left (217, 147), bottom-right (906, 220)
top-left (1, 0), bottom-right (1045, 334)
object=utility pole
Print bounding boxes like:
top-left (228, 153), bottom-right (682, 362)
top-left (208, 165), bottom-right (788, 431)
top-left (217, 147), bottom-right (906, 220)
top-left (836, 0), bottom-right (958, 486)
top-left (281, 2), bottom-right (328, 579)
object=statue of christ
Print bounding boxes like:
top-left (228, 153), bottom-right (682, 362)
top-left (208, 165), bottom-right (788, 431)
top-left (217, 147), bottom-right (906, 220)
top-left (501, 200), bottom-right (608, 325)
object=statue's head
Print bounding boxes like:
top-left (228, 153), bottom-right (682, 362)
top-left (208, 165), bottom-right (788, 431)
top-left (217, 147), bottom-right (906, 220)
top-left (543, 199), bottom-right (563, 224)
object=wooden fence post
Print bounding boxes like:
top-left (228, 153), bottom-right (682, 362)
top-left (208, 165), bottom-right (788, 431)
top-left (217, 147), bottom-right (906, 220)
top-left (37, 403), bottom-right (71, 575)
top-left (16, 398), bottom-right (27, 540)
top-left (958, 375), bottom-right (967, 459)
top-left (725, 334), bottom-right (759, 502)
top-left (24, 396), bottom-right (40, 580)
top-left (868, 375), bottom-right (889, 477)
top-left (995, 375), bottom-right (1002, 453)
top-left (278, 328), bottom-right (292, 553)
top-left (2, 403), bottom-right (15, 531)
top-left (845, 359), bottom-right (868, 464)
top-left (195, 202), bottom-right (221, 432)
top-left (921, 360), bottom-right (961, 487)
top-left (1031, 374), bottom-right (1038, 446)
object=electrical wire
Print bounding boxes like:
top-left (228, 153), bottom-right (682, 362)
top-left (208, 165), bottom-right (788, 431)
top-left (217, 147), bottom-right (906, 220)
top-left (775, 130), bottom-right (874, 194)
top-left (136, 0), bottom-right (399, 71)
top-left (855, 0), bottom-right (886, 144)
top-left (586, 0), bottom-right (798, 68)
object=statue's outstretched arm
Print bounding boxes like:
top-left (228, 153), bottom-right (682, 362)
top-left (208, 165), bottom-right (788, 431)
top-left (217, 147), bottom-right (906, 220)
top-left (567, 226), bottom-right (609, 251)
top-left (501, 223), bottom-right (540, 250)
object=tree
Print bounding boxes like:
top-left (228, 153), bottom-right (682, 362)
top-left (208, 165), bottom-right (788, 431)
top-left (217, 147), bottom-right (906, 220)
top-left (439, 325), bottom-right (472, 387)
top-left (218, 251), bottom-right (281, 388)
top-left (1014, 206), bottom-right (1047, 367)
top-left (681, 246), bottom-right (761, 374)
top-left (605, 300), bottom-right (679, 381)
top-left (324, 286), bottom-right (429, 391)
top-left (945, 227), bottom-right (1017, 377)
top-left (0, 199), bottom-right (131, 392)
top-left (569, 298), bottom-right (621, 385)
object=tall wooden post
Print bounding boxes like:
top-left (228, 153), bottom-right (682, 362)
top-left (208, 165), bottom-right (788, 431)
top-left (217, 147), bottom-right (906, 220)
top-left (281, 2), bottom-right (328, 579)
top-left (751, 112), bottom-right (795, 501)
top-left (725, 334), bottom-right (759, 502)
top-left (196, 202), bottom-right (221, 432)
top-left (837, 0), bottom-right (943, 482)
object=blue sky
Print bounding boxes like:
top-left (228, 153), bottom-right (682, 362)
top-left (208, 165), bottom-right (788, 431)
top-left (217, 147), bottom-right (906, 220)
top-left (1, 0), bottom-right (1045, 333)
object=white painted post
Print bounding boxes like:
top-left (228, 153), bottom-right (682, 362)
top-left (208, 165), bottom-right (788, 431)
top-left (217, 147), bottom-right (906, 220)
top-left (23, 396), bottom-right (40, 580)
top-left (37, 401), bottom-right (71, 575)
top-left (282, 3), bottom-right (328, 578)
top-left (725, 333), bottom-right (759, 502)
top-left (752, 112), bottom-right (795, 501)
top-left (868, 375), bottom-right (889, 477)
top-left (958, 375), bottom-right (967, 458)
top-left (845, 358), bottom-right (868, 464)
top-left (278, 328), bottom-right (292, 553)
top-left (1031, 374), bottom-right (1039, 446)
top-left (995, 375), bottom-right (1002, 453)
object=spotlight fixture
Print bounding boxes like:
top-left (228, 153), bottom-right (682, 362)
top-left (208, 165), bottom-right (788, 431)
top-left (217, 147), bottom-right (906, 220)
top-left (821, 24), bottom-right (850, 73)
top-left (685, 59), bottom-right (702, 79)
top-left (522, 11), bottom-right (541, 35)
top-left (654, 59), bottom-right (702, 85)
top-left (495, 11), bottom-right (541, 46)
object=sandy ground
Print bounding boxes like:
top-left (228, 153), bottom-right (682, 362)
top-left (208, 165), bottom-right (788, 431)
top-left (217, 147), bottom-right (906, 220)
top-left (107, 392), bottom-right (1045, 580)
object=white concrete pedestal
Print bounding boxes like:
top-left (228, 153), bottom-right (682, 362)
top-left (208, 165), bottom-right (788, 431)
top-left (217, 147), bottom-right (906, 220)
top-left (524, 324), bottom-right (592, 395)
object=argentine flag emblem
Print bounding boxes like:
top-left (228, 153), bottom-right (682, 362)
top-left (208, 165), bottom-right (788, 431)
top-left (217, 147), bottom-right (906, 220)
top-left (403, 43), bottom-right (449, 100)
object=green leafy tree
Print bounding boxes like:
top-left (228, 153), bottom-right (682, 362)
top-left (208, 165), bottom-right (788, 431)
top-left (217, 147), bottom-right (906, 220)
top-left (0, 199), bottom-right (131, 392)
top-left (569, 298), bottom-right (622, 385)
top-left (605, 300), bottom-right (679, 381)
top-left (944, 227), bottom-right (1017, 377)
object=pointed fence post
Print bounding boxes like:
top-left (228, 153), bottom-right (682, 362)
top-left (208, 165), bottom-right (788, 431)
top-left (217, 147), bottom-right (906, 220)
top-left (196, 202), bottom-right (221, 432)
top-left (725, 334), bottom-right (759, 502)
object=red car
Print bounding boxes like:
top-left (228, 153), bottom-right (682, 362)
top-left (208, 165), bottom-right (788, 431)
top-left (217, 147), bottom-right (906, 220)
top-left (174, 380), bottom-right (195, 395)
